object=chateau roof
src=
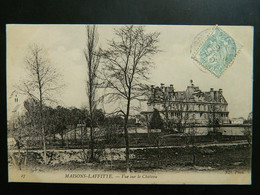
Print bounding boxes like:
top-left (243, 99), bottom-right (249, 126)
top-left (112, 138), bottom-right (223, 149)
top-left (174, 91), bottom-right (186, 101)
top-left (149, 83), bottom-right (227, 104)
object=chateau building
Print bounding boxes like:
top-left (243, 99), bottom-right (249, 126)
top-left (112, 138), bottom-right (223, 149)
top-left (142, 81), bottom-right (229, 127)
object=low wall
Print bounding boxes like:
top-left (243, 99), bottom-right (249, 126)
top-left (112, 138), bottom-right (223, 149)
top-left (183, 125), bottom-right (249, 136)
top-left (128, 125), bottom-right (250, 136)
top-left (8, 148), bottom-right (134, 166)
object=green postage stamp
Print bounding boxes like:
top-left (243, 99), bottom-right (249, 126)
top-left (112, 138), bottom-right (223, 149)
top-left (191, 25), bottom-right (242, 78)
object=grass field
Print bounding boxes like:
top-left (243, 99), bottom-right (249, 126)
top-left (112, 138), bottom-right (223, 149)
top-left (9, 142), bottom-right (251, 173)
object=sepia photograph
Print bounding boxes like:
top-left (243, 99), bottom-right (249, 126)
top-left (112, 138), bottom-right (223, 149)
top-left (7, 24), bottom-right (253, 184)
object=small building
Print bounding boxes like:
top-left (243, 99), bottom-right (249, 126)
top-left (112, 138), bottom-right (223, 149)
top-left (8, 90), bottom-right (27, 136)
top-left (230, 117), bottom-right (245, 124)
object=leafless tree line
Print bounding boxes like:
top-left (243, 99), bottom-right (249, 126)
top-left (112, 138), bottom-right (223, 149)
top-left (10, 25), bottom-right (160, 171)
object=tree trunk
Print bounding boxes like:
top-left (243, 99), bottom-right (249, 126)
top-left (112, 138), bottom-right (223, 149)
top-left (18, 144), bottom-right (22, 170)
top-left (148, 127), bottom-right (151, 144)
top-left (90, 124), bottom-right (94, 161)
top-left (24, 142), bottom-right (28, 166)
top-left (74, 125), bottom-right (77, 144)
top-left (192, 153), bottom-right (196, 166)
top-left (40, 135), bottom-right (43, 148)
top-left (146, 115), bottom-right (151, 143)
top-left (80, 125), bottom-right (83, 146)
top-left (124, 97), bottom-right (131, 172)
top-left (124, 121), bottom-right (130, 172)
top-left (66, 133), bottom-right (69, 148)
top-left (42, 127), bottom-right (47, 164)
top-left (110, 147), bottom-right (113, 169)
top-left (53, 132), bottom-right (55, 142)
top-left (61, 131), bottom-right (64, 146)
top-left (37, 55), bottom-right (47, 165)
top-left (89, 84), bottom-right (94, 161)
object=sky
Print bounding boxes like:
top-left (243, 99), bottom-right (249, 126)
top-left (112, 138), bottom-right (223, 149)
top-left (7, 25), bottom-right (253, 119)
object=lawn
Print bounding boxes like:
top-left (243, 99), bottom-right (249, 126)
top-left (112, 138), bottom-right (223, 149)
top-left (9, 143), bottom-right (251, 173)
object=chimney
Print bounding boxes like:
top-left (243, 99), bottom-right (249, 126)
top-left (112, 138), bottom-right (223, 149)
top-left (190, 80), bottom-right (194, 86)
top-left (218, 89), bottom-right (223, 102)
top-left (169, 84), bottom-right (174, 92)
top-left (160, 83), bottom-right (165, 91)
top-left (210, 88), bottom-right (214, 101)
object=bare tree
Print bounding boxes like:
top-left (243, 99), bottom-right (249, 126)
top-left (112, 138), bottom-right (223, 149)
top-left (101, 25), bottom-right (160, 171)
top-left (15, 44), bottom-right (62, 164)
top-left (99, 115), bottom-right (123, 169)
top-left (84, 25), bottom-right (101, 161)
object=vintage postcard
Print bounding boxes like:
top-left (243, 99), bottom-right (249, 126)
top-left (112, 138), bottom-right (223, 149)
top-left (7, 24), bottom-right (253, 184)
